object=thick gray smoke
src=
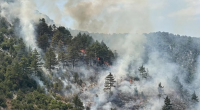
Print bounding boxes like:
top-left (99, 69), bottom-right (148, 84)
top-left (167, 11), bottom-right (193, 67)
top-left (32, 0), bottom-right (200, 36)
top-left (64, 0), bottom-right (152, 33)
top-left (87, 32), bottom-right (200, 109)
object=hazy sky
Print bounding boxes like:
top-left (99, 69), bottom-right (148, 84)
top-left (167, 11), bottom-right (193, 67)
top-left (33, 0), bottom-right (200, 37)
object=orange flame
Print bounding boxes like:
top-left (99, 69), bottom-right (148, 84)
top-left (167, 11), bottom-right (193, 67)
top-left (104, 61), bottom-right (111, 67)
top-left (80, 49), bottom-right (86, 53)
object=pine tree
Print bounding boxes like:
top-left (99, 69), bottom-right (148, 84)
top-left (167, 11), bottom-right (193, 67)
top-left (191, 91), bottom-right (199, 103)
top-left (138, 65), bottom-right (146, 73)
top-left (73, 95), bottom-right (84, 110)
top-left (37, 18), bottom-right (50, 36)
top-left (138, 65), bottom-right (146, 78)
top-left (44, 47), bottom-right (58, 74)
top-left (37, 34), bottom-right (49, 52)
top-left (5, 63), bottom-right (23, 89)
top-left (30, 49), bottom-right (43, 75)
top-left (57, 40), bottom-right (67, 68)
top-left (73, 72), bottom-right (79, 83)
top-left (51, 31), bottom-right (63, 47)
top-left (66, 45), bottom-right (80, 69)
top-left (104, 72), bottom-right (116, 92)
top-left (162, 96), bottom-right (172, 110)
top-left (19, 55), bottom-right (29, 75)
top-left (58, 51), bottom-right (66, 68)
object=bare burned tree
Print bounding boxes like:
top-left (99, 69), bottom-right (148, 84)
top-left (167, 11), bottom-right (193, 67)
top-left (158, 82), bottom-right (165, 100)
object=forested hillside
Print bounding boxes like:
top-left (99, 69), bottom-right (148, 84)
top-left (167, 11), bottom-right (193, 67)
top-left (1, 14), bottom-right (200, 110)
top-left (89, 31), bottom-right (200, 83)
top-left (145, 32), bottom-right (200, 83)
top-left (0, 16), bottom-right (115, 110)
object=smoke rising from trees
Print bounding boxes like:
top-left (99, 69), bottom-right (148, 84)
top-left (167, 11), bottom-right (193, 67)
top-left (1, 0), bottom-right (200, 109)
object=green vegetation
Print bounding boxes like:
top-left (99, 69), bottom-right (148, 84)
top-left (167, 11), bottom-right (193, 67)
top-left (0, 17), bottom-right (114, 109)
top-left (44, 47), bottom-right (58, 73)
top-left (73, 95), bottom-right (84, 110)
top-left (36, 18), bottom-right (115, 68)
top-left (1, 14), bottom-right (200, 109)
top-left (0, 17), bottom-right (85, 109)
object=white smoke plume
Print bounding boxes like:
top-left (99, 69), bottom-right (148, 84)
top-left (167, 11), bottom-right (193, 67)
top-left (0, 0), bottom-right (54, 94)
top-left (0, 0), bottom-right (52, 50)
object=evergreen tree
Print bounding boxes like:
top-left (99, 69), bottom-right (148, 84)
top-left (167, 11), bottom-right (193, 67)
top-left (138, 65), bottom-right (146, 78)
top-left (37, 18), bottom-right (49, 36)
top-left (73, 95), bottom-right (84, 110)
top-left (44, 47), bottom-right (58, 73)
top-left (17, 89), bottom-right (24, 101)
top-left (30, 49), bottom-right (43, 75)
top-left (37, 34), bottom-right (49, 52)
top-left (51, 30), bottom-right (63, 47)
top-left (66, 45), bottom-right (80, 69)
top-left (104, 72), bottom-right (116, 92)
top-left (138, 65), bottom-right (146, 73)
top-left (162, 96), bottom-right (172, 110)
top-left (0, 95), bottom-right (7, 108)
top-left (57, 40), bottom-right (66, 68)
top-left (86, 41), bottom-right (114, 66)
top-left (57, 26), bottom-right (72, 44)
top-left (19, 55), bottom-right (29, 75)
top-left (191, 91), bottom-right (199, 103)
top-left (73, 72), bottom-right (79, 83)
top-left (16, 38), bottom-right (26, 58)
top-left (5, 63), bottom-right (23, 90)
top-left (58, 51), bottom-right (66, 68)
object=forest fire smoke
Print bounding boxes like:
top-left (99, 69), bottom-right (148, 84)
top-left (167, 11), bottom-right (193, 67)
top-left (1, 0), bottom-right (200, 110)
top-left (64, 0), bottom-right (152, 33)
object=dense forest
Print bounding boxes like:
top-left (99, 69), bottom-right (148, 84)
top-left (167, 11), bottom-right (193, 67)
top-left (0, 16), bottom-right (116, 110)
top-left (1, 6), bottom-right (200, 110)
